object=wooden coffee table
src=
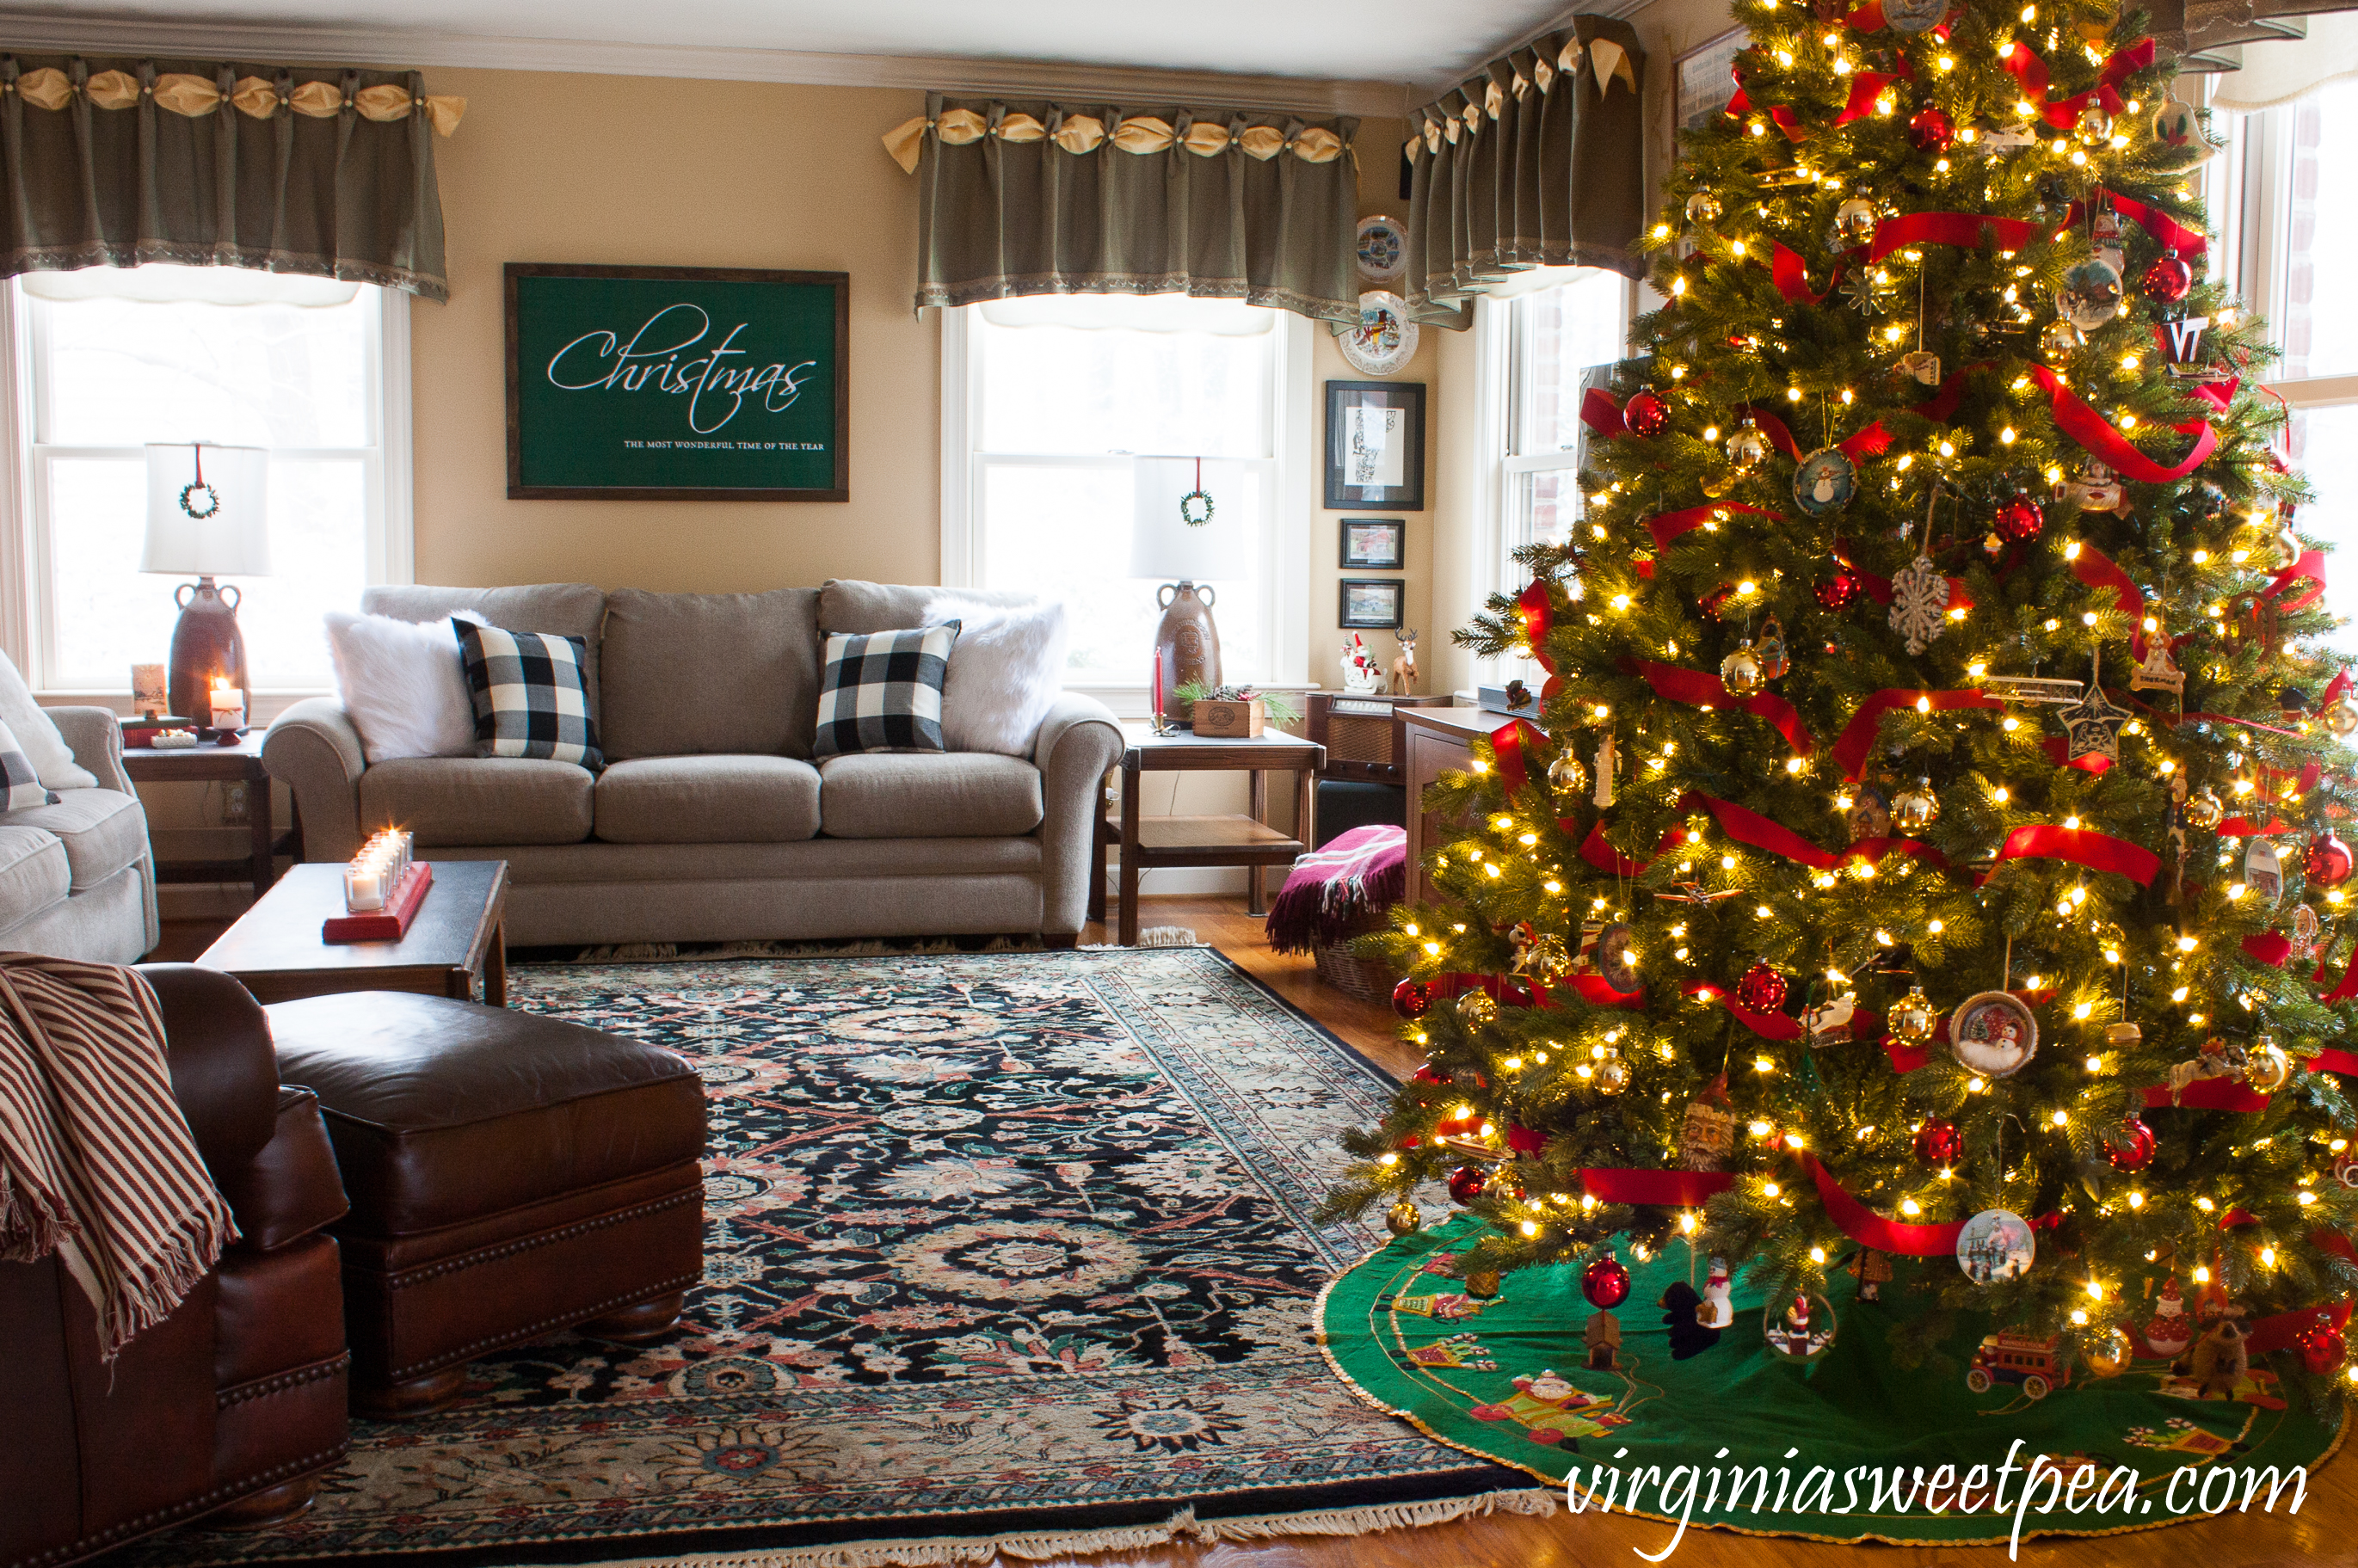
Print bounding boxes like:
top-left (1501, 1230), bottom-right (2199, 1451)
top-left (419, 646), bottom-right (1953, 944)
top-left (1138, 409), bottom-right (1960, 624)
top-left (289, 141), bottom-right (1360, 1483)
top-left (197, 859), bottom-right (509, 1006)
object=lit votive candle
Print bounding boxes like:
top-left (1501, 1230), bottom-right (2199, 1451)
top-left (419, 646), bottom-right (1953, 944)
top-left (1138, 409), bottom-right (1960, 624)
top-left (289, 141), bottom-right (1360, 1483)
top-left (345, 860), bottom-right (385, 912)
top-left (209, 681), bottom-right (245, 730)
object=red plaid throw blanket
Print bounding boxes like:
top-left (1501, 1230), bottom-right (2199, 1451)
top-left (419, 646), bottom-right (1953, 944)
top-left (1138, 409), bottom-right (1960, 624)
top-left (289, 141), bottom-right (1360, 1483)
top-left (0, 955), bottom-right (235, 1359)
top-left (1265, 824), bottom-right (1407, 954)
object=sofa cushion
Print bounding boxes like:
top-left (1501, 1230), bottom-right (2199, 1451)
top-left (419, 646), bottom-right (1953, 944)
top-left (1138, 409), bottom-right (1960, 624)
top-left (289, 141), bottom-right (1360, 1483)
top-left (600, 587), bottom-right (822, 761)
top-left (1, 789), bottom-right (145, 890)
top-left (453, 622), bottom-right (603, 770)
top-left (361, 583), bottom-right (609, 724)
top-left (813, 625), bottom-right (957, 759)
top-left (818, 580), bottom-right (1034, 636)
top-left (0, 824), bottom-right (69, 921)
top-left (594, 755), bottom-right (822, 845)
top-left (818, 752), bottom-right (1044, 839)
top-left (359, 757), bottom-right (593, 847)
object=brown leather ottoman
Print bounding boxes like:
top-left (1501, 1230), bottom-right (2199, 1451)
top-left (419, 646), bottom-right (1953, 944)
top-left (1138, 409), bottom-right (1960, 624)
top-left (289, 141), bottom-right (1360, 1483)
top-left (266, 991), bottom-right (706, 1418)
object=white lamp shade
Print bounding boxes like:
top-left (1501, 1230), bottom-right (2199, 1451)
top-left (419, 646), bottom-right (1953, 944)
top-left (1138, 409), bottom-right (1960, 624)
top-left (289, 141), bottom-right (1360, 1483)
top-left (1130, 455), bottom-right (1245, 581)
top-left (142, 443), bottom-right (271, 577)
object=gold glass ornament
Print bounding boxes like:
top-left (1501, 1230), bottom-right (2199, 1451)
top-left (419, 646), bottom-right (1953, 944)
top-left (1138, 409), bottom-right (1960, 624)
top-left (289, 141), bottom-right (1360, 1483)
top-left (1386, 1200), bottom-right (1424, 1237)
top-left (1595, 1052), bottom-right (1631, 1095)
top-left (2244, 1035), bottom-right (2292, 1094)
top-left (1720, 643), bottom-right (1765, 696)
top-left (2105, 1021), bottom-right (2143, 1048)
top-left (1456, 989), bottom-right (1499, 1027)
top-left (2074, 104), bottom-right (2113, 145)
top-left (1831, 196), bottom-right (1878, 250)
top-left (2325, 698), bottom-right (2358, 739)
top-left (1726, 421), bottom-right (1771, 471)
top-left (1701, 470), bottom-right (1737, 500)
top-left (2185, 787), bottom-right (2226, 831)
top-left (1891, 777), bottom-right (1941, 833)
top-left (2084, 1326), bottom-right (2133, 1378)
top-left (1549, 749), bottom-right (1590, 796)
top-left (1889, 985), bottom-right (1939, 1044)
top-left (2040, 318), bottom-right (2084, 360)
top-left (1685, 190), bottom-right (1723, 226)
top-left (2269, 526), bottom-right (2304, 572)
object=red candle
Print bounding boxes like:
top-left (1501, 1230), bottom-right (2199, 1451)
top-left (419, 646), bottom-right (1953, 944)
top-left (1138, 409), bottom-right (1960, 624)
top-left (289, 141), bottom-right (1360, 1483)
top-left (1150, 651), bottom-right (1164, 723)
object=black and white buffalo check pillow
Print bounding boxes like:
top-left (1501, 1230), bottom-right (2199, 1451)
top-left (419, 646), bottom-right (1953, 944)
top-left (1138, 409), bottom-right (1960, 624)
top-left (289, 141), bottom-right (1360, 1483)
top-left (0, 718), bottom-right (57, 811)
top-left (812, 623), bottom-right (959, 758)
top-left (453, 620), bottom-right (603, 769)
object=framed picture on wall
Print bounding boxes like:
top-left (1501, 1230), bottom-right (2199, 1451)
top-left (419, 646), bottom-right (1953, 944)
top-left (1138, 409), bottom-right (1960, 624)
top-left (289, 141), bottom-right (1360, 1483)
top-left (1339, 578), bottom-right (1407, 629)
top-left (1339, 518), bottom-right (1406, 569)
top-left (505, 262), bottom-right (849, 501)
top-left (1325, 380), bottom-right (1425, 510)
top-left (1675, 28), bottom-right (1749, 133)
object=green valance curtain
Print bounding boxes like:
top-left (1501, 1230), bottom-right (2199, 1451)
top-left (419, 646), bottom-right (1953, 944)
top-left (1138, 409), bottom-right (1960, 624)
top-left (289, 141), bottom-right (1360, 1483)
top-left (0, 55), bottom-right (463, 300)
top-left (885, 95), bottom-right (1361, 323)
top-left (1402, 15), bottom-right (1648, 324)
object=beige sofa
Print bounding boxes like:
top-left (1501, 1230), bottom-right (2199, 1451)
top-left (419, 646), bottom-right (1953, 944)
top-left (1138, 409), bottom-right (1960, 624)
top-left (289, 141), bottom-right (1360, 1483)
top-left (262, 581), bottom-right (1124, 948)
top-left (0, 704), bottom-right (158, 962)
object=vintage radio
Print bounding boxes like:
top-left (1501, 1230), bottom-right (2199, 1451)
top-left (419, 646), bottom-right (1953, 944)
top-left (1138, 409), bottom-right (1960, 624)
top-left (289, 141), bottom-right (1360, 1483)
top-left (1308, 692), bottom-right (1452, 784)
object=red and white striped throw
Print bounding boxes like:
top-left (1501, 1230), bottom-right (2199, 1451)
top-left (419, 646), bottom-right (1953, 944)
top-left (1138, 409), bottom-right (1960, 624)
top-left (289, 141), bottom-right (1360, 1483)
top-left (0, 955), bottom-right (235, 1359)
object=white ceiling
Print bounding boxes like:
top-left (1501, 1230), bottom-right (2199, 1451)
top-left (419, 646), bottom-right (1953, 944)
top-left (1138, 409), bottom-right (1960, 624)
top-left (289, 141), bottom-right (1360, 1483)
top-left (8, 0), bottom-right (1586, 96)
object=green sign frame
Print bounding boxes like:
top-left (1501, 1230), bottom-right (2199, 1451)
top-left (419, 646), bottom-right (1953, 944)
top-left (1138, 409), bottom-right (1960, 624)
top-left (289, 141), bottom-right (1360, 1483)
top-left (504, 263), bottom-right (848, 501)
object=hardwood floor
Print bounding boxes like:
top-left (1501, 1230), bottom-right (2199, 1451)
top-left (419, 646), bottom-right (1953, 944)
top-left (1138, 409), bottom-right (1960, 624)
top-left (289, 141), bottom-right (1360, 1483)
top-left (148, 901), bottom-right (2350, 1567)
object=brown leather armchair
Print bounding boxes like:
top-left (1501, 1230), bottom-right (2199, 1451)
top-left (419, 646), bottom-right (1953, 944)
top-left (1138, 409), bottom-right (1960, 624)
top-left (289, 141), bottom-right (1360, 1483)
top-left (0, 965), bottom-right (354, 1568)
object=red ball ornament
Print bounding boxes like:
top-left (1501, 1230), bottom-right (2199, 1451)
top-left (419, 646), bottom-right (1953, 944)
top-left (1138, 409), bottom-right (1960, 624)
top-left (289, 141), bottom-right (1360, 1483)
top-left (1906, 105), bottom-right (1954, 153)
top-left (1914, 1119), bottom-right (1963, 1165)
top-left (2299, 1321), bottom-right (2349, 1375)
top-left (1702, 583), bottom-right (1736, 622)
top-left (1624, 390), bottom-right (1671, 438)
top-left (2141, 255), bottom-right (2194, 304)
top-left (1815, 568), bottom-right (1863, 612)
top-left (2105, 1116), bottom-right (2155, 1172)
top-left (1448, 1165), bottom-right (1489, 1204)
top-left (2305, 833), bottom-right (2355, 888)
top-left (1393, 978), bottom-right (1434, 1021)
top-left (1994, 495), bottom-right (2045, 543)
top-left (1581, 1251), bottom-right (1633, 1309)
top-left (1735, 962), bottom-right (1789, 1012)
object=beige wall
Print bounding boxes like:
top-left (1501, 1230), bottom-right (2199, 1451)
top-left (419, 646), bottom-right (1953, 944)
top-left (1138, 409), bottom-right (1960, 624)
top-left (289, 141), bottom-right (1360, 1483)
top-left (412, 69), bottom-right (938, 593)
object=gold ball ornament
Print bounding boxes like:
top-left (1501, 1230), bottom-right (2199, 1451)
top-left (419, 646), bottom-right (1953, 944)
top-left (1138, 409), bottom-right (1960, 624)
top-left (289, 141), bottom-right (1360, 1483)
top-left (2105, 1020), bottom-right (2143, 1048)
top-left (1830, 196), bottom-right (1878, 250)
top-left (1685, 190), bottom-right (1723, 226)
top-left (2325, 698), bottom-right (2358, 740)
top-left (1595, 1053), bottom-right (1631, 1095)
top-left (2185, 788), bottom-right (2226, 831)
top-left (2244, 1035), bottom-right (2292, 1094)
top-left (1720, 643), bottom-right (1765, 696)
top-left (1701, 470), bottom-right (1737, 500)
top-left (1456, 989), bottom-right (1499, 1027)
top-left (1548, 749), bottom-right (1590, 796)
top-left (2084, 1326), bottom-right (2133, 1378)
top-left (1889, 986), bottom-right (1940, 1045)
top-left (2040, 317), bottom-right (2084, 360)
top-left (1726, 422), bottom-right (1771, 471)
top-left (1385, 1200), bottom-right (1424, 1237)
top-left (2074, 104), bottom-right (2114, 145)
top-left (1890, 777), bottom-right (1941, 834)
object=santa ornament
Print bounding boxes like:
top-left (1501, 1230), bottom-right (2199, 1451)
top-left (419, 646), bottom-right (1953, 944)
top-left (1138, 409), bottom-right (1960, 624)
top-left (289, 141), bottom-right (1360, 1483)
top-left (2144, 1277), bottom-right (2194, 1357)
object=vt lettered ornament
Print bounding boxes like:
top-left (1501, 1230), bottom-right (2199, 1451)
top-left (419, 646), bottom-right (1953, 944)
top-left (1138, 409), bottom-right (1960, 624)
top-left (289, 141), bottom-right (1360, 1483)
top-left (1888, 548), bottom-right (1951, 656)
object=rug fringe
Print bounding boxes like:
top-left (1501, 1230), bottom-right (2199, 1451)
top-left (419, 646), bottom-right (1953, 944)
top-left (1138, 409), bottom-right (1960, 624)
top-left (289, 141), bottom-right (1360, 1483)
top-left (569, 936), bottom-right (1053, 963)
top-left (591, 1488), bottom-right (1559, 1568)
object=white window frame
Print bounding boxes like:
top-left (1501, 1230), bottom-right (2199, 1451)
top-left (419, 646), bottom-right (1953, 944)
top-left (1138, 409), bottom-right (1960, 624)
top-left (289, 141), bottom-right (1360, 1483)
top-left (0, 277), bottom-right (414, 701)
top-left (1462, 267), bottom-right (1636, 688)
top-left (939, 300), bottom-right (1312, 718)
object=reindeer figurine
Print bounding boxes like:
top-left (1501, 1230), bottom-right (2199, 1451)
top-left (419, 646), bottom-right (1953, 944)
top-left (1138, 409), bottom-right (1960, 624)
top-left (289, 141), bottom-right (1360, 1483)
top-left (1388, 629), bottom-right (1419, 696)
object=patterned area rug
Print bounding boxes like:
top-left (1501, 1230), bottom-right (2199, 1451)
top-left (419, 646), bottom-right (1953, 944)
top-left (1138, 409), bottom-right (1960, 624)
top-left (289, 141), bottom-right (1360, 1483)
top-left (125, 949), bottom-right (1545, 1568)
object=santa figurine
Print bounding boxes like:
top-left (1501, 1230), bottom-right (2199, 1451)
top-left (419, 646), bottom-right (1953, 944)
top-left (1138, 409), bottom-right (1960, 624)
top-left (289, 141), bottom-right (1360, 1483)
top-left (1696, 1257), bottom-right (1734, 1330)
top-left (2144, 1276), bottom-right (2194, 1358)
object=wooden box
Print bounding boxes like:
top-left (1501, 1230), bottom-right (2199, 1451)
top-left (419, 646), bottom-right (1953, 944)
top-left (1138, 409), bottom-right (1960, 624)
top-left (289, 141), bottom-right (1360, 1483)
top-left (1191, 698), bottom-right (1265, 738)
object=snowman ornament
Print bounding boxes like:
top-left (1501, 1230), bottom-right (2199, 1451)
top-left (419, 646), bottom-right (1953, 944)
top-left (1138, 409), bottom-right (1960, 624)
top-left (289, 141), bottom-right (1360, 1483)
top-left (1696, 1257), bottom-right (1735, 1330)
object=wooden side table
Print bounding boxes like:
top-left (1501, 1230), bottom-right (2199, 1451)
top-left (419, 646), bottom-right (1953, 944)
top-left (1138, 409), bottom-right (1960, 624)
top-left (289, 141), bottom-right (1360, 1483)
top-left (121, 730), bottom-right (301, 899)
top-left (1089, 727), bottom-right (1323, 946)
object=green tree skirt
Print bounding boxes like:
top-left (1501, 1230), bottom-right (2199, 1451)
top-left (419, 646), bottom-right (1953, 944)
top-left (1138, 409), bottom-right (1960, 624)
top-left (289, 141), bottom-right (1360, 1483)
top-left (1317, 1216), bottom-right (2345, 1546)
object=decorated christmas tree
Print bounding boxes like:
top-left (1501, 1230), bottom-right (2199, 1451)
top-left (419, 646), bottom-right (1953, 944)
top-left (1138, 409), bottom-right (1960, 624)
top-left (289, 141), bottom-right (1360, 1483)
top-left (1323, 0), bottom-right (2357, 1405)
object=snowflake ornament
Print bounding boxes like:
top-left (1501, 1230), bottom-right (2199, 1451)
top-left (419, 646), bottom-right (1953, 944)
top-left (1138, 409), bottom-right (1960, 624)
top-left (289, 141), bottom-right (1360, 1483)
top-left (1887, 550), bottom-right (1950, 655)
top-left (1839, 268), bottom-right (1887, 316)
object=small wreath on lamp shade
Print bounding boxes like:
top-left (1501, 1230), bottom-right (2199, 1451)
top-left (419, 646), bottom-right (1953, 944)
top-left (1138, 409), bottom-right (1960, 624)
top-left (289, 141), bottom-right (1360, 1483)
top-left (179, 480), bottom-right (220, 520)
top-left (1179, 489), bottom-right (1215, 526)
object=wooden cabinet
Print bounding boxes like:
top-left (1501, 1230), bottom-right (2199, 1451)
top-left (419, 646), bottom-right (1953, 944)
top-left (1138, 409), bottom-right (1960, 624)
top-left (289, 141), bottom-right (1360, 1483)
top-left (1401, 705), bottom-right (1524, 910)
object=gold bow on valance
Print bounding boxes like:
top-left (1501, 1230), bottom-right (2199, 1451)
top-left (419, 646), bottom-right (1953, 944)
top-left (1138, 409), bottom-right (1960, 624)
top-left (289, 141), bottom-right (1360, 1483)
top-left (10, 65), bottom-right (465, 134)
top-left (883, 108), bottom-right (1345, 174)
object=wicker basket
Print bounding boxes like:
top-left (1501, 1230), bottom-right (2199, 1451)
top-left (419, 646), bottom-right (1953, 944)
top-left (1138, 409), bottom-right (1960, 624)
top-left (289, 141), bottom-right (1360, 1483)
top-left (1313, 912), bottom-right (1396, 1003)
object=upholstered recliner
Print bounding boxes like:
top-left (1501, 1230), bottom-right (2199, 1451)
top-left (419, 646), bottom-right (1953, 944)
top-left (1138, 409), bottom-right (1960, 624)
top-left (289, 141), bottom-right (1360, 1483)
top-left (0, 965), bottom-right (352, 1568)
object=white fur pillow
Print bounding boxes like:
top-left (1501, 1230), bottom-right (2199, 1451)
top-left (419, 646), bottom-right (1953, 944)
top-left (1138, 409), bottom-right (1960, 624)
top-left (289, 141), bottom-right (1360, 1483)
top-left (920, 595), bottom-right (1068, 757)
top-left (0, 650), bottom-right (93, 791)
top-left (325, 609), bottom-right (488, 765)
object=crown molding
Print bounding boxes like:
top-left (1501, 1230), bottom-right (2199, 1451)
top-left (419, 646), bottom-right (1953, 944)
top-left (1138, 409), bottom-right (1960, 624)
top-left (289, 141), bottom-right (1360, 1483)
top-left (0, 9), bottom-right (1416, 117)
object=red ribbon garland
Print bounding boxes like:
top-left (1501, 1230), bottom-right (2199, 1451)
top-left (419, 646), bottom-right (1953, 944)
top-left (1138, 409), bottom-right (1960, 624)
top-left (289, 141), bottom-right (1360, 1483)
top-left (2039, 735), bottom-right (2114, 775)
top-left (1770, 213), bottom-right (2044, 306)
top-left (2140, 1078), bottom-right (2274, 1112)
top-left (2065, 541), bottom-right (2161, 659)
top-left (1832, 70), bottom-right (1905, 127)
top-left (2312, 1047), bottom-right (2358, 1076)
top-left (1579, 387), bottom-right (1625, 439)
top-left (1737, 404), bottom-right (1893, 464)
top-left (1579, 1167), bottom-right (1736, 1208)
top-left (1678, 790), bottom-right (1951, 875)
top-left (1580, 820), bottom-right (1649, 877)
top-left (2185, 374), bottom-right (2239, 413)
top-left (1797, 1150), bottom-right (1992, 1255)
top-left (1684, 979), bottom-right (1805, 1040)
top-left (1987, 823), bottom-right (2163, 886)
top-left (1490, 717), bottom-right (1546, 799)
top-left (2025, 365), bottom-right (2219, 483)
top-left (2241, 932), bottom-right (2293, 967)
top-left (1829, 687), bottom-right (2004, 779)
top-left (1998, 37), bottom-right (2154, 131)
top-left (1628, 660), bottom-right (1817, 755)
top-left (2263, 547), bottom-right (2327, 615)
top-left (1647, 501), bottom-right (1787, 551)
top-left (2060, 187), bottom-right (2208, 260)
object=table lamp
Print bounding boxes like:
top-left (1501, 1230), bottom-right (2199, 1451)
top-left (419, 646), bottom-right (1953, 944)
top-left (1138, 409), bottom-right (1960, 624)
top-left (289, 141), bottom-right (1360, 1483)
top-left (143, 442), bottom-right (269, 735)
top-left (1130, 455), bottom-right (1239, 723)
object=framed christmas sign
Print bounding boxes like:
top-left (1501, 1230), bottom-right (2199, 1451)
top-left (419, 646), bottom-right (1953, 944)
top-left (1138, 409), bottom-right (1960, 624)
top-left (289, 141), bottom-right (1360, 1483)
top-left (505, 263), bottom-right (849, 501)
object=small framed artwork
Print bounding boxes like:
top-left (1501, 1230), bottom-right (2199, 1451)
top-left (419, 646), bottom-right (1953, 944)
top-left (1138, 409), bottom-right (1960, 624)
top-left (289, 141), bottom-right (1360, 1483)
top-left (1339, 518), bottom-right (1406, 569)
top-left (1325, 380), bottom-right (1425, 510)
top-left (1674, 28), bottom-right (1749, 134)
top-left (1339, 578), bottom-right (1406, 629)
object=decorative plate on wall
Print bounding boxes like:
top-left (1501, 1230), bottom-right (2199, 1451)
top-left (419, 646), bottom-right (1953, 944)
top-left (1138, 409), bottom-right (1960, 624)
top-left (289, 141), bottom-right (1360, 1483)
top-left (1355, 214), bottom-right (1407, 285)
top-left (1340, 291), bottom-right (1418, 377)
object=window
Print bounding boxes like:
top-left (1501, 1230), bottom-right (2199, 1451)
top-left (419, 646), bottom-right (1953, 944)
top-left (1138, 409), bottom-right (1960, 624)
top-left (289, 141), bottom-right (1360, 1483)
top-left (941, 295), bottom-right (1310, 700)
top-left (2207, 79), bottom-right (2358, 638)
top-left (3, 265), bottom-right (410, 694)
top-left (1503, 269), bottom-right (1632, 581)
